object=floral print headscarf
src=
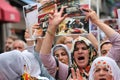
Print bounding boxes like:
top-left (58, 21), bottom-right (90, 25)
top-left (89, 56), bottom-right (120, 80)
top-left (68, 36), bottom-right (98, 80)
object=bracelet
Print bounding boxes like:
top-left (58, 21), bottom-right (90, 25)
top-left (47, 30), bottom-right (54, 36)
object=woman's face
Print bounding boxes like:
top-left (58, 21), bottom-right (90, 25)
top-left (54, 49), bottom-right (69, 65)
top-left (93, 64), bottom-right (113, 80)
top-left (73, 42), bottom-right (89, 68)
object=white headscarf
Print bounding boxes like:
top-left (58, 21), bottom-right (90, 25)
top-left (51, 44), bottom-right (72, 66)
top-left (89, 56), bottom-right (120, 80)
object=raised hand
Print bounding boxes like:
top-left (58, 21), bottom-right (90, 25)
top-left (70, 68), bottom-right (82, 80)
top-left (80, 8), bottom-right (115, 38)
top-left (80, 8), bottom-right (100, 24)
top-left (48, 4), bottom-right (68, 31)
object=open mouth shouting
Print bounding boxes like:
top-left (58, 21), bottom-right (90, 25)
top-left (74, 55), bottom-right (89, 68)
top-left (78, 56), bottom-right (85, 61)
top-left (99, 78), bottom-right (106, 80)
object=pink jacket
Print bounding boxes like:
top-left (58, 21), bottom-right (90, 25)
top-left (107, 32), bottom-right (120, 67)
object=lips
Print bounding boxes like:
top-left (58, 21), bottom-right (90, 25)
top-left (78, 56), bottom-right (85, 60)
top-left (77, 56), bottom-right (85, 63)
top-left (99, 78), bottom-right (106, 80)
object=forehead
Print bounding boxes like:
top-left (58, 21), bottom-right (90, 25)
top-left (94, 60), bottom-right (111, 69)
top-left (75, 41), bottom-right (87, 47)
top-left (13, 42), bottom-right (24, 47)
top-left (54, 49), bottom-right (67, 55)
top-left (55, 48), bottom-right (66, 52)
top-left (13, 43), bottom-right (23, 46)
top-left (6, 38), bottom-right (14, 42)
top-left (94, 63), bottom-right (112, 74)
top-left (101, 44), bottom-right (112, 50)
top-left (101, 42), bottom-right (112, 49)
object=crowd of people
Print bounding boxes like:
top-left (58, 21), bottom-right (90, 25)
top-left (0, 0), bottom-right (120, 80)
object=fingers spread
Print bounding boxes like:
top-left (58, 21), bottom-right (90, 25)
top-left (59, 6), bottom-right (67, 15)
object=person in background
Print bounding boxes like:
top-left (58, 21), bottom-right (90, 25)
top-left (51, 44), bottom-right (72, 79)
top-left (12, 39), bottom-right (27, 52)
top-left (4, 35), bottom-right (18, 52)
top-left (100, 40), bottom-right (112, 56)
top-left (56, 36), bottom-right (73, 51)
top-left (52, 44), bottom-right (71, 65)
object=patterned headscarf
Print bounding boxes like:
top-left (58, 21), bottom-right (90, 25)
top-left (69, 36), bottom-right (98, 80)
top-left (89, 56), bottom-right (120, 80)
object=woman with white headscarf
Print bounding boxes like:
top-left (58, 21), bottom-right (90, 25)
top-left (89, 56), bottom-right (120, 80)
